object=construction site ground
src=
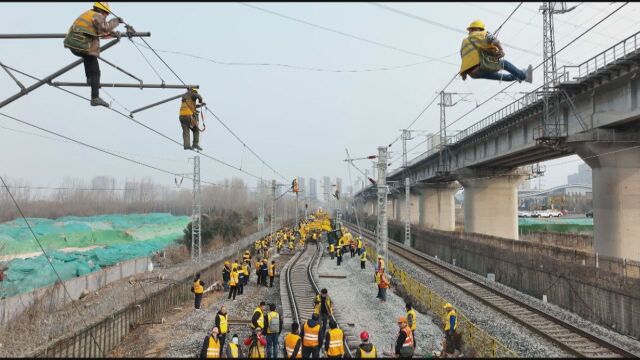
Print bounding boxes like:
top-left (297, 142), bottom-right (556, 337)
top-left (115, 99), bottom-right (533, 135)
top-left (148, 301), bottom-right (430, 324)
top-left (109, 250), bottom-right (292, 357)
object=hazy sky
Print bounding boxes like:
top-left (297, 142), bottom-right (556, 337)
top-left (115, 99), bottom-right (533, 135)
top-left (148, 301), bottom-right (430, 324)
top-left (1, 2), bottom-right (638, 192)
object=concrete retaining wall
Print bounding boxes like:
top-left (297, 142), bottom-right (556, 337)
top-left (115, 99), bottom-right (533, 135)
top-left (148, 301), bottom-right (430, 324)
top-left (0, 257), bottom-right (150, 328)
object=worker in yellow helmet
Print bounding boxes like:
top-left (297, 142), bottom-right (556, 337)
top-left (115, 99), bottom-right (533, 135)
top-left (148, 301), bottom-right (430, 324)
top-left (179, 87), bottom-right (205, 151)
top-left (443, 303), bottom-right (459, 356)
top-left (191, 273), bottom-right (205, 309)
top-left (459, 20), bottom-right (532, 83)
top-left (64, 2), bottom-right (123, 107)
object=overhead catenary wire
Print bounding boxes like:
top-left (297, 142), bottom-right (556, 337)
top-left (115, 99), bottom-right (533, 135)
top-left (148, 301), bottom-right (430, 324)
top-left (389, 2), bottom-right (629, 168)
top-left (0, 174), bottom-right (106, 357)
top-left (2, 63), bottom-right (264, 180)
top-left (493, 2), bottom-right (524, 36)
top-left (238, 2), bottom-right (458, 66)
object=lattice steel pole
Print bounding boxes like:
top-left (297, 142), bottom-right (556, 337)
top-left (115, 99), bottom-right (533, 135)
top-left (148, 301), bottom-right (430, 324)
top-left (404, 177), bottom-right (411, 246)
top-left (376, 146), bottom-right (388, 266)
top-left (191, 156), bottom-right (201, 261)
top-left (271, 180), bottom-right (277, 238)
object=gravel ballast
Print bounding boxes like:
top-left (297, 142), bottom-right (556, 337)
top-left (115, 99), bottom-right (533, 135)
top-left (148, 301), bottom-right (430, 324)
top-left (316, 248), bottom-right (445, 356)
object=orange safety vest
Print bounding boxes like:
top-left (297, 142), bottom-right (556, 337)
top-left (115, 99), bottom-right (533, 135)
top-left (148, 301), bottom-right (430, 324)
top-left (401, 326), bottom-right (414, 348)
top-left (379, 274), bottom-right (389, 289)
top-left (327, 328), bottom-right (344, 356)
top-left (180, 94), bottom-right (197, 117)
top-left (302, 321), bottom-right (320, 347)
top-left (284, 333), bottom-right (302, 358)
top-left (229, 271), bottom-right (239, 286)
top-left (63, 10), bottom-right (98, 52)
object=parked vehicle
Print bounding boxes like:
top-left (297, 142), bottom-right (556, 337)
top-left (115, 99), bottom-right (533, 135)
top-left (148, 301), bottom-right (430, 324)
top-left (586, 210), bottom-right (593, 218)
top-left (518, 210), bottom-right (531, 218)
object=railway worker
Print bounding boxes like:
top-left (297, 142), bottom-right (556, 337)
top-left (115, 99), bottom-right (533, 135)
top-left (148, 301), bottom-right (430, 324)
top-left (328, 243), bottom-right (335, 260)
top-left (349, 238), bottom-right (356, 258)
top-left (268, 260), bottom-right (277, 288)
top-left (244, 327), bottom-right (267, 358)
top-left (312, 232), bottom-right (318, 242)
top-left (255, 258), bottom-right (263, 285)
top-left (266, 303), bottom-right (283, 358)
top-left (360, 248), bottom-right (367, 270)
top-left (335, 244), bottom-right (343, 266)
top-left (284, 323), bottom-right (302, 358)
top-left (191, 273), bottom-right (205, 309)
top-left (376, 255), bottom-right (385, 273)
top-left (199, 325), bottom-right (222, 359)
top-left (356, 236), bottom-right (363, 256)
top-left (355, 331), bottom-right (377, 358)
top-left (313, 288), bottom-right (333, 344)
top-left (226, 334), bottom-right (242, 358)
top-left (237, 262), bottom-right (246, 295)
top-left (178, 88), bottom-right (206, 150)
top-left (244, 250), bottom-right (252, 262)
top-left (288, 240), bottom-right (295, 253)
top-left (63, 2), bottom-right (123, 108)
top-left (375, 270), bottom-right (383, 299)
top-left (324, 320), bottom-right (344, 358)
top-left (214, 305), bottom-right (228, 355)
top-left (443, 303), bottom-right (458, 356)
top-left (251, 301), bottom-right (267, 330)
top-left (459, 20), bottom-right (533, 83)
top-left (395, 316), bottom-right (415, 358)
top-left (222, 261), bottom-right (231, 292)
top-left (379, 270), bottom-right (389, 302)
top-left (260, 259), bottom-right (270, 287)
top-left (406, 303), bottom-right (417, 349)
top-left (300, 314), bottom-right (321, 358)
top-left (228, 264), bottom-right (240, 300)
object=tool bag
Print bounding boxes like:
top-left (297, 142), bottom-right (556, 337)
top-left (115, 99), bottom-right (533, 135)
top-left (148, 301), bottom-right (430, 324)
top-left (469, 39), bottom-right (503, 72)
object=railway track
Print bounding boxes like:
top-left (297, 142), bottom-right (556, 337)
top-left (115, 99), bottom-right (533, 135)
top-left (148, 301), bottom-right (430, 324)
top-left (347, 222), bottom-right (636, 358)
top-left (283, 241), bottom-right (355, 357)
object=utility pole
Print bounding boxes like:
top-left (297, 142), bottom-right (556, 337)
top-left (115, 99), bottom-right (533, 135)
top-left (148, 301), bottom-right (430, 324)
top-left (271, 180), bottom-right (277, 239)
top-left (538, 2), bottom-right (577, 146)
top-left (191, 156), bottom-right (201, 262)
top-left (437, 91), bottom-right (470, 174)
top-left (400, 129), bottom-right (413, 247)
top-left (376, 146), bottom-right (388, 267)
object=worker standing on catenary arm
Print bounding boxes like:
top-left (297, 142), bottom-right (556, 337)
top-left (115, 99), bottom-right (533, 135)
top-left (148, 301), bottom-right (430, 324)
top-left (179, 88), bottom-right (205, 150)
top-left (459, 20), bottom-right (533, 83)
top-left (64, 2), bottom-right (123, 107)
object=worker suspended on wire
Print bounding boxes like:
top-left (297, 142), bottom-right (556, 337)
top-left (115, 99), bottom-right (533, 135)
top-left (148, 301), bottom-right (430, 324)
top-left (63, 2), bottom-right (123, 107)
top-left (179, 88), bottom-right (205, 151)
top-left (191, 273), bottom-right (205, 309)
top-left (459, 20), bottom-right (533, 83)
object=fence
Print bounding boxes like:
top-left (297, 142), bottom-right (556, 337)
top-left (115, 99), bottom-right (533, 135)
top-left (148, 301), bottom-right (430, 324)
top-left (365, 245), bottom-right (517, 358)
top-left (31, 228), bottom-right (272, 358)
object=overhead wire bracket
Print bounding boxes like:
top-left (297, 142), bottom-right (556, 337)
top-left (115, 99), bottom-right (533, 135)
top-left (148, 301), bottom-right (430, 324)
top-left (51, 82), bottom-right (197, 89)
top-left (97, 56), bottom-right (143, 86)
top-left (128, 93), bottom-right (186, 118)
top-left (0, 59), bottom-right (26, 93)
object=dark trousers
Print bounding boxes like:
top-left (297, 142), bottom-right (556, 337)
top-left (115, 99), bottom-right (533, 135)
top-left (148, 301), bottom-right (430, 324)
top-left (219, 333), bottom-right (227, 357)
top-left (360, 260), bottom-right (366, 269)
top-left (263, 273), bottom-right (269, 287)
top-left (179, 116), bottom-right (199, 148)
top-left (301, 346), bottom-right (319, 359)
top-left (336, 255), bottom-right (342, 266)
top-left (238, 280), bottom-right (244, 295)
top-left (228, 285), bottom-right (237, 300)
top-left (71, 50), bottom-right (100, 98)
top-left (257, 272), bottom-right (261, 285)
top-left (350, 248), bottom-right (355, 257)
top-left (269, 275), bottom-right (274, 287)
top-left (194, 293), bottom-right (203, 309)
top-left (319, 313), bottom-right (329, 346)
top-left (330, 252), bottom-right (334, 260)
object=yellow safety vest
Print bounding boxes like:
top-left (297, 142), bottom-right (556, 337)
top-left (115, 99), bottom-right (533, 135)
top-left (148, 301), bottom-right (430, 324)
top-left (407, 309), bottom-right (417, 331)
top-left (180, 95), bottom-right (197, 116)
top-left (358, 345), bottom-right (377, 358)
top-left (360, 251), bottom-right (367, 261)
top-left (193, 280), bottom-right (204, 295)
top-left (327, 328), bottom-right (344, 356)
top-left (445, 309), bottom-right (458, 331)
top-left (64, 10), bottom-right (98, 52)
top-left (313, 295), bottom-right (332, 315)
top-left (302, 321), bottom-right (320, 347)
top-left (218, 314), bottom-right (228, 334)
top-left (267, 311), bottom-right (280, 334)
top-left (284, 333), bottom-right (302, 358)
top-left (206, 336), bottom-right (221, 358)
top-left (375, 272), bottom-right (381, 285)
top-left (242, 264), bottom-right (250, 276)
top-left (357, 239), bottom-right (363, 249)
top-left (329, 244), bottom-right (334, 252)
top-left (228, 343), bottom-right (239, 358)
top-left (268, 264), bottom-right (275, 277)
top-left (459, 30), bottom-right (497, 75)
top-left (252, 307), bottom-right (264, 329)
top-left (229, 271), bottom-right (239, 286)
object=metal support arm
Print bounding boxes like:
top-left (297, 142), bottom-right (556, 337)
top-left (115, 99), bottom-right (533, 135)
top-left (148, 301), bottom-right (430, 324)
top-left (51, 82), bottom-right (198, 89)
top-left (97, 56), bottom-right (143, 85)
top-left (0, 32), bottom-right (151, 39)
top-left (0, 60), bottom-right (26, 92)
top-left (129, 93), bottom-right (185, 117)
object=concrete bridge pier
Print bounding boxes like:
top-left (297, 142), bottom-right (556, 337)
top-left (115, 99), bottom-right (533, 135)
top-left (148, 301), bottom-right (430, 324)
top-left (416, 182), bottom-right (460, 231)
top-left (459, 171), bottom-right (528, 240)
top-left (573, 141), bottom-right (640, 260)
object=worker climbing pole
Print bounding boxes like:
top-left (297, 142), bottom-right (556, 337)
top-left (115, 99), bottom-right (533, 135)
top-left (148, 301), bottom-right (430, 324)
top-left (458, 19), bottom-right (533, 83)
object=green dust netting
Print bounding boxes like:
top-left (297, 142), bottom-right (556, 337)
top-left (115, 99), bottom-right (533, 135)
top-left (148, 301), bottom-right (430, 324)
top-left (0, 213), bottom-right (189, 298)
top-left (519, 217), bottom-right (593, 234)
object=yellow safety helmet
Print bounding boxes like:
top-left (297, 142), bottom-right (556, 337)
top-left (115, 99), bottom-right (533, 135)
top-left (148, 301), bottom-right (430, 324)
top-left (191, 88), bottom-right (199, 94)
top-left (443, 303), bottom-right (453, 309)
top-left (93, 2), bottom-right (111, 13)
top-left (467, 20), bottom-right (485, 31)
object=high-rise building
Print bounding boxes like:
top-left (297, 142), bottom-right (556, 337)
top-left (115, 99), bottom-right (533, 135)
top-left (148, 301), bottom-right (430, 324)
top-left (567, 163), bottom-right (592, 185)
top-left (335, 177), bottom-right (343, 194)
top-left (322, 176), bottom-right (331, 202)
top-left (308, 178), bottom-right (317, 200)
top-left (298, 176), bottom-right (306, 198)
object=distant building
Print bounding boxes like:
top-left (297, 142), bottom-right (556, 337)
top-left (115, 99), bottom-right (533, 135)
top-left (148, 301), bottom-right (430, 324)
top-left (322, 176), bottom-right (331, 202)
top-left (308, 178), bottom-right (317, 200)
top-left (567, 163), bottom-right (592, 185)
top-left (335, 177), bottom-right (343, 194)
top-left (518, 179), bottom-right (532, 190)
top-left (298, 176), bottom-right (306, 198)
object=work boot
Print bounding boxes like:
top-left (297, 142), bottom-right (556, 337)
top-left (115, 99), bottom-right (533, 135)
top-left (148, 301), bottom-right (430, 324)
top-left (90, 97), bottom-right (110, 108)
top-left (184, 145), bottom-right (193, 150)
top-left (525, 65), bottom-right (533, 83)
top-left (192, 144), bottom-right (203, 151)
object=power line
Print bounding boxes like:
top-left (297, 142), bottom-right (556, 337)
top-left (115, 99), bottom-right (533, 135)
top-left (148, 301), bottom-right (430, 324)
top-left (238, 2), bottom-right (458, 66)
top-left (2, 63), bottom-right (264, 180)
top-left (0, 174), bottom-right (106, 357)
top-left (131, 40), bottom-right (451, 73)
top-left (390, 2), bottom-right (629, 167)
